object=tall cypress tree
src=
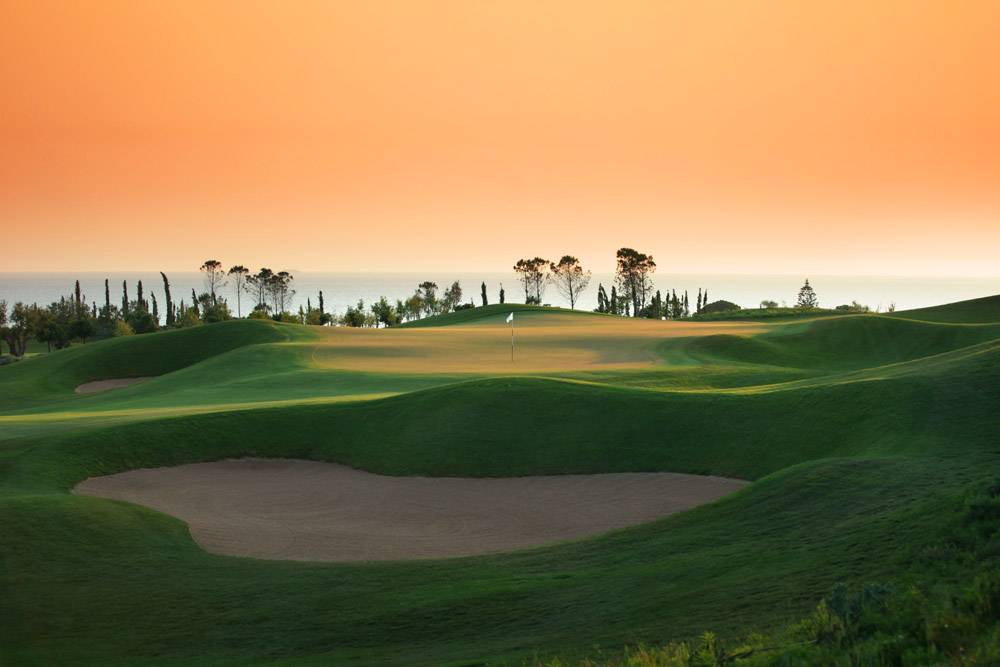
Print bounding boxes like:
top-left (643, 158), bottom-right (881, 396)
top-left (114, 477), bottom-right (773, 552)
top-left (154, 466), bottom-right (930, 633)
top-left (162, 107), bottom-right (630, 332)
top-left (499, 284), bottom-right (505, 304)
top-left (105, 279), bottom-right (111, 313)
top-left (318, 290), bottom-right (325, 316)
top-left (121, 281), bottom-right (130, 318)
top-left (160, 272), bottom-right (174, 326)
top-left (151, 293), bottom-right (159, 324)
top-left (191, 289), bottom-right (199, 317)
top-left (136, 280), bottom-right (144, 311)
top-left (481, 281), bottom-right (488, 307)
top-left (610, 285), bottom-right (618, 315)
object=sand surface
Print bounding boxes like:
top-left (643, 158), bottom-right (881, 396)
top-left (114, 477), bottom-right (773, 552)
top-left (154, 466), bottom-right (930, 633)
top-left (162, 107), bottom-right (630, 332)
top-left (75, 377), bottom-right (152, 394)
top-left (74, 458), bottom-right (747, 561)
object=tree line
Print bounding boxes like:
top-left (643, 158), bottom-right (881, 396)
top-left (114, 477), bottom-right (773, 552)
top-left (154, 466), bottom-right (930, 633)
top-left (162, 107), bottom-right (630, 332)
top-left (513, 248), bottom-right (714, 319)
top-left (1, 251), bottom-right (838, 358)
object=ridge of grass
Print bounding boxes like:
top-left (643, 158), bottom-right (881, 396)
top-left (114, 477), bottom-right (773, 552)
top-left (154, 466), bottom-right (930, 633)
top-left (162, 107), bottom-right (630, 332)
top-left (891, 293), bottom-right (1000, 323)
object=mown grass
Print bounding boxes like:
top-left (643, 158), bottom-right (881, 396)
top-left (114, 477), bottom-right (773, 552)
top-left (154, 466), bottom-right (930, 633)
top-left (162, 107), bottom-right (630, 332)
top-left (891, 293), bottom-right (1000, 323)
top-left (1, 296), bottom-right (999, 665)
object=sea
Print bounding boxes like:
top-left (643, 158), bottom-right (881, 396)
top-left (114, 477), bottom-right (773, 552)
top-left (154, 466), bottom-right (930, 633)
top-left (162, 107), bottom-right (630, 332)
top-left (1, 272), bottom-right (998, 320)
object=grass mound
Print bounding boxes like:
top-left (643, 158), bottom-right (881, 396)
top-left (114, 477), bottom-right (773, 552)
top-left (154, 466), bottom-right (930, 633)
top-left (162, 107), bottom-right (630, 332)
top-left (678, 315), bottom-right (1000, 370)
top-left (0, 319), bottom-right (311, 411)
top-left (397, 303), bottom-right (595, 327)
top-left (892, 293), bottom-right (1000, 323)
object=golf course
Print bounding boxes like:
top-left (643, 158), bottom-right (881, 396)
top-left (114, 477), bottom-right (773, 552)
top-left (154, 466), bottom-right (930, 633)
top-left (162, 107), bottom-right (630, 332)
top-left (2, 297), bottom-right (999, 665)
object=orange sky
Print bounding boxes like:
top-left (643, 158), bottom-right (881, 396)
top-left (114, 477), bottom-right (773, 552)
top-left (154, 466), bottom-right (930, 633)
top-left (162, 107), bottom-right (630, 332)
top-left (2, 1), bottom-right (998, 275)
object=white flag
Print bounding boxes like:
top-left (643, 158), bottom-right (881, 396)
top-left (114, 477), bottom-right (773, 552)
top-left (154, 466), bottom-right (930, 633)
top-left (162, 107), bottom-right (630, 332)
top-left (506, 312), bottom-right (514, 324)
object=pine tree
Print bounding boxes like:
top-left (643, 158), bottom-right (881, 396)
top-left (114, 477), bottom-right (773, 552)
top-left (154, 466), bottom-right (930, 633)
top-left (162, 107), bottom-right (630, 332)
top-left (796, 279), bottom-right (819, 308)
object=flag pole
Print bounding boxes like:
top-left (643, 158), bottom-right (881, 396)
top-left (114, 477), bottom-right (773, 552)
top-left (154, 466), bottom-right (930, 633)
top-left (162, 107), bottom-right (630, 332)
top-left (510, 317), bottom-right (514, 362)
top-left (507, 311), bottom-right (515, 362)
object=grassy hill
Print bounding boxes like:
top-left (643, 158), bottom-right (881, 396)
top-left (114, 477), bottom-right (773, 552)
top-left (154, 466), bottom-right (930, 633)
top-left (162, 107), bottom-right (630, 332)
top-left (1, 297), bottom-right (998, 665)
top-left (890, 293), bottom-right (1000, 323)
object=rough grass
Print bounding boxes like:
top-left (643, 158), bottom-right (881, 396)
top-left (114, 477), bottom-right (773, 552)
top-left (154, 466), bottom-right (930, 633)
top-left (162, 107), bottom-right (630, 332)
top-left (1, 298), bottom-right (999, 665)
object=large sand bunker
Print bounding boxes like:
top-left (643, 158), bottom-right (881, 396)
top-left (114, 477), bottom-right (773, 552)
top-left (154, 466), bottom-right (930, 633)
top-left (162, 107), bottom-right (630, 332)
top-left (74, 458), bottom-right (747, 562)
top-left (75, 377), bottom-right (152, 394)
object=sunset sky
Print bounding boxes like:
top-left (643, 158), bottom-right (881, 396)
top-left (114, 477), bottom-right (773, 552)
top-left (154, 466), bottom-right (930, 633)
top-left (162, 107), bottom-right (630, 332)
top-left (2, 1), bottom-right (998, 275)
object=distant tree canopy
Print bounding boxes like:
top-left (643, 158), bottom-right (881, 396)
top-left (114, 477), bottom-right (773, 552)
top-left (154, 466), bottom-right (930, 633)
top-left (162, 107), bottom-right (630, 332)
top-left (228, 265), bottom-right (249, 317)
top-left (418, 281), bottom-right (438, 316)
top-left (702, 299), bottom-right (742, 314)
top-left (796, 279), bottom-right (819, 309)
top-left (549, 256), bottom-right (591, 310)
top-left (441, 281), bottom-right (463, 312)
top-left (241, 267), bottom-right (294, 318)
top-left (513, 257), bottom-right (548, 304)
top-left (200, 260), bottom-right (226, 302)
top-left (836, 301), bottom-right (870, 313)
top-left (614, 247), bottom-right (656, 317)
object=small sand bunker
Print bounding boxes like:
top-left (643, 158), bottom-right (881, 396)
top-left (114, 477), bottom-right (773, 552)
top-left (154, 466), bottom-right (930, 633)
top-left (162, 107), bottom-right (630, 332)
top-left (74, 458), bottom-right (747, 562)
top-left (75, 377), bottom-right (152, 394)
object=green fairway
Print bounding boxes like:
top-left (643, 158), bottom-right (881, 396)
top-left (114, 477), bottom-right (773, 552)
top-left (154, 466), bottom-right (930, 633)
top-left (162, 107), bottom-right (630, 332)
top-left (2, 295), bottom-right (999, 665)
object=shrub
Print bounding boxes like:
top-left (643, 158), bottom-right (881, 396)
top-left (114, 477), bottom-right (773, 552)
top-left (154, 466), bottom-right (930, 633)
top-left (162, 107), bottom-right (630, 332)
top-left (111, 320), bottom-right (134, 337)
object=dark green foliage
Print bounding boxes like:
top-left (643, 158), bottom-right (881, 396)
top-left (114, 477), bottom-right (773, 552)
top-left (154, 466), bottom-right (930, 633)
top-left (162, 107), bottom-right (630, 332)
top-left (615, 247), bottom-right (656, 316)
top-left (796, 279), bottom-right (819, 308)
top-left (514, 257), bottom-right (548, 303)
top-left (481, 281), bottom-right (488, 306)
top-left (160, 272), bottom-right (174, 327)
top-left (121, 280), bottom-right (129, 318)
top-left (69, 316), bottom-right (94, 343)
top-left (701, 299), bottom-right (741, 314)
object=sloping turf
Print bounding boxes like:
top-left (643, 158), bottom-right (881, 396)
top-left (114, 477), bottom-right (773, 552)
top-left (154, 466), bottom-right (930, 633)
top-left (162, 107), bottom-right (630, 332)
top-left (1, 296), bottom-right (998, 665)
